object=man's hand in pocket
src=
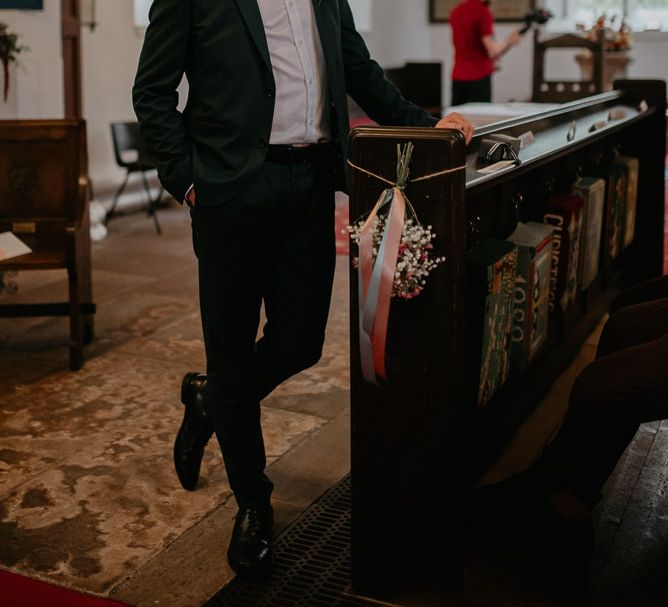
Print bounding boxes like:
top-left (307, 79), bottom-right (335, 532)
top-left (185, 185), bottom-right (196, 209)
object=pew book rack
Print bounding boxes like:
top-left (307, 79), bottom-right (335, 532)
top-left (347, 80), bottom-right (666, 605)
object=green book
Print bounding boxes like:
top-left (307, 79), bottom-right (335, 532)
top-left (572, 177), bottom-right (605, 290)
top-left (613, 156), bottom-right (639, 249)
top-left (593, 164), bottom-right (626, 274)
top-left (467, 239), bottom-right (518, 407)
top-left (507, 222), bottom-right (554, 374)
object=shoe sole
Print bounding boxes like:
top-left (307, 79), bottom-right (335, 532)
top-left (227, 552), bottom-right (273, 579)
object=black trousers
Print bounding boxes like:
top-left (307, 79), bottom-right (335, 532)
top-left (190, 155), bottom-right (336, 508)
top-left (538, 276), bottom-right (668, 509)
top-left (451, 76), bottom-right (492, 106)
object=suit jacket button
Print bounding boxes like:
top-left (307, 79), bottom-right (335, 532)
top-left (266, 89), bottom-right (275, 98)
top-left (258, 139), bottom-right (268, 149)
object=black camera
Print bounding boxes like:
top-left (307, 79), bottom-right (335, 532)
top-left (520, 8), bottom-right (554, 34)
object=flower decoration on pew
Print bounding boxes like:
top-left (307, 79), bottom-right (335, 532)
top-left (348, 212), bottom-right (444, 300)
top-left (347, 142), bottom-right (450, 385)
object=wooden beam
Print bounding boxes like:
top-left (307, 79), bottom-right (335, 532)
top-left (61, 0), bottom-right (82, 119)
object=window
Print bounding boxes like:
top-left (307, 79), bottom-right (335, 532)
top-left (545, 0), bottom-right (668, 31)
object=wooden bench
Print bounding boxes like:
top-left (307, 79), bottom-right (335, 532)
top-left (0, 119), bottom-right (95, 370)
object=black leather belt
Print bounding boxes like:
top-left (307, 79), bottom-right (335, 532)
top-left (265, 142), bottom-right (335, 165)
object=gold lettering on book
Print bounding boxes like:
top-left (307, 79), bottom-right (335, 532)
top-left (543, 214), bottom-right (564, 313)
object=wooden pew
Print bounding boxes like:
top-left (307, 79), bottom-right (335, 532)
top-left (346, 80), bottom-right (666, 604)
top-left (0, 119), bottom-right (95, 370)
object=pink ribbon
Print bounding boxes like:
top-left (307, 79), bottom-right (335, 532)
top-left (358, 187), bottom-right (406, 384)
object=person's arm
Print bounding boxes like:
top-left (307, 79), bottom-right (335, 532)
top-left (476, 4), bottom-right (521, 61)
top-left (482, 31), bottom-right (522, 61)
top-left (339, 0), bottom-right (437, 129)
top-left (132, 0), bottom-right (193, 203)
top-left (339, 1), bottom-right (473, 143)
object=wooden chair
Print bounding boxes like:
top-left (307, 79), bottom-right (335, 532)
top-left (0, 119), bottom-right (96, 370)
top-left (532, 30), bottom-right (605, 103)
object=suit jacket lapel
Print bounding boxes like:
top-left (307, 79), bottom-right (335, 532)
top-left (310, 0), bottom-right (336, 77)
top-left (233, 0), bottom-right (271, 70)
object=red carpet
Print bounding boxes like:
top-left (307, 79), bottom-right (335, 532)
top-left (0, 569), bottom-right (131, 607)
top-left (335, 194), bottom-right (349, 255)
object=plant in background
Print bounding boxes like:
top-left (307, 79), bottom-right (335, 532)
top-left (578, 13), bottom-right (633, 52)
top-left (0, 23), bottom-right (28, 102)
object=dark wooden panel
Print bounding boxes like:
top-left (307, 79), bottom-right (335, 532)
top-left (591, 421), bottom-right (668, 606)
top-left (348, 127), bottom-right (467, 600)
top-left (0, 120), bottom-right (85, 223)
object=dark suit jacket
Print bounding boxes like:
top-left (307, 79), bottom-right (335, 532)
top-left (133, 0), bottom-right (437, 206)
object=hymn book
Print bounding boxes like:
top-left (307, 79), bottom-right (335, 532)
top-left (543, 194), bottom-right (584, 315)
top-left (467, 240), bottom-right (518, 407)
top-left (613, 156), bottom-right (640, 249)
top-left (572, 177), bottom-right (605, 290)
top-left (594, 164), bottom-right (627, 274)
top-left (507, 222), bottom-right (554, 374)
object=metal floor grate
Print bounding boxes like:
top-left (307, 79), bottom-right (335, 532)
top-left (206, 475), bottom-right (358, 607)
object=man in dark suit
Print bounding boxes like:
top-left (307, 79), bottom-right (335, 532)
top-left (133, 0), bottom-right (473, 576)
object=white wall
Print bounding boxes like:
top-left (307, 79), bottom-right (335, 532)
top-left (363, 0), bottom-right (433, 66)
top-left (0, 0), bottom-right (63, 119)
top-left (81, 0), bottom-right (146, 194)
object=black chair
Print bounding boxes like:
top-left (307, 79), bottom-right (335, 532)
top-left (106, 121), bottom-right (163, 234)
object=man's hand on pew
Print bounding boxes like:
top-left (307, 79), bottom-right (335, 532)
top-left (436, 112), bottom-right (474, 145)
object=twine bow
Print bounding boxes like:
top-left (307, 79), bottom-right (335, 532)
top-left (351, 144), bottom-right (465, 385)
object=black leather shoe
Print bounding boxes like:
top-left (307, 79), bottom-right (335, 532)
top-left (174, 372), bottom-right (214, 491)
top-left (227, 503), bottom-right (273, 576)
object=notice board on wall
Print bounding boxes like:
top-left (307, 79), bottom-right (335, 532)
top-left (0, 0), bottom-right (43, 8)
top-left (430, 0), bottom-right (533, 22)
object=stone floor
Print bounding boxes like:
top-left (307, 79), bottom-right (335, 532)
top-left (0, 203), bottom-right (666, 607)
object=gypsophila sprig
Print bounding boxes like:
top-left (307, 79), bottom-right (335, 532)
top-left (349, 209), bottom-right (445, 300)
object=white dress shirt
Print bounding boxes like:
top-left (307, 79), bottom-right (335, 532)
top-left (257, 0), bottom-right (331, 145)
top-left (186, 0), bottom-right (331, 204)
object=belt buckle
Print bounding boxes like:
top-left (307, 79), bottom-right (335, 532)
top-left (290, 145), bottom-right (310, 165)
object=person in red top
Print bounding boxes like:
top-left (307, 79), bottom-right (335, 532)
top-left (450, 0), bottom-right (521, 106)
